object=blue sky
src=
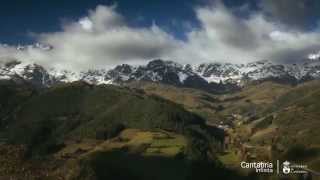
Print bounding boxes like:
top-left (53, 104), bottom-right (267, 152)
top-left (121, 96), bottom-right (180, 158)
top-left (1, 0), bottom-right (320, 70)
top-left (0, 0), bottom-right (262, 44)
top-left (1, 0), bottom-right (201, 44)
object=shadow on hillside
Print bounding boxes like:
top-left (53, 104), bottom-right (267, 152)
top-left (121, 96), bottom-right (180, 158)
top-left (77, 150), bottom-right (258, 180)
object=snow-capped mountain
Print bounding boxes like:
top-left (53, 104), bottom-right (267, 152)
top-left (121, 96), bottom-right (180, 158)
top-left (1, 58), bottom-right (320, 91)
top-left (107, 60), bottom-right (199, 85)
top-left (0, 60), bottom-right (57, 87)
top-left (194, 59), bottom-right (320, 85)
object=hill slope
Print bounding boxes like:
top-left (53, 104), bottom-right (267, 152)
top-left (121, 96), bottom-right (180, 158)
top-left (0, 81), bottom-right (248, 180)
top-left (3, 81), bottom-right (221, 156)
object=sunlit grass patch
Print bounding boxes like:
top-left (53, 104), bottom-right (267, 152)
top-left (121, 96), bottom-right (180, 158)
top-left (217, 150), bottom-right (240, 167)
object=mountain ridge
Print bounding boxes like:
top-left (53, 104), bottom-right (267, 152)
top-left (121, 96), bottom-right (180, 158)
top-left (1, 58), bottom-right (320, 92)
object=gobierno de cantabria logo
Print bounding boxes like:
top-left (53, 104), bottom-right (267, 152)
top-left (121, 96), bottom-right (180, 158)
top-left (282, 161), bottom-right (291, 174)
top-left (240, 160), bottom-right (310, 175)
top-left (282, 161), bottom-right (309, 175)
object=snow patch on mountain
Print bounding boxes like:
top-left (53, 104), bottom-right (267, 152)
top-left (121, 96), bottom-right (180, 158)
top-left (309, 52), bottom-right (320, 60)
top-left (178, 72), bottom-right (188, 82)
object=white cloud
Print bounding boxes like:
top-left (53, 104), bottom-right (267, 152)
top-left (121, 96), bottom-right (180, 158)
top-left (79, 17), bottom-right (93, 31)
top-left (0, 5), bottom-right (182, 71)
top-left (1, 3), bottom-right (320, 70)
top-left (175, 2), bottom-right (320, 64)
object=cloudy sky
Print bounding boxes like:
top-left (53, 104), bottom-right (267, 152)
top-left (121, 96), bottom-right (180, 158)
top-left (1, 0), bottom-right (320, 70)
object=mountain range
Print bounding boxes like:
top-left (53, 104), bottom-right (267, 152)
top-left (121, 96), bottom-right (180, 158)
top-left (1, 58), bottom-right (320, 92)
top-left (0, 59), bottom-right (320, 91)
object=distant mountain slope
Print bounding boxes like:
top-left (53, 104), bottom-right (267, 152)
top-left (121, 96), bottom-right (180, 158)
top-left (128, 81), bottom-right (293, 124)
top-left (218, 80), bottom-right (320, 171)
top-left (267, 80), bottom-right (320, 145)
top-left (0, 80), bottom-right (36, 126)
top-left (126, 81), bottom-right (224, 124)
